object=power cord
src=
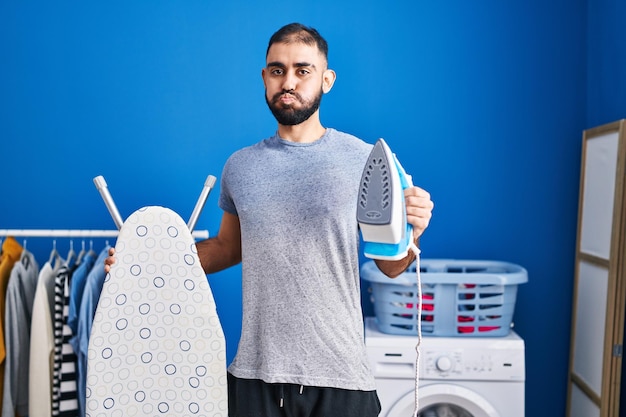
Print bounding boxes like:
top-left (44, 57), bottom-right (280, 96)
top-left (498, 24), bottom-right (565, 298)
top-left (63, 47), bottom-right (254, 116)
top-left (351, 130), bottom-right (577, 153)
top-left (409, 242), bottom-right (422, 417)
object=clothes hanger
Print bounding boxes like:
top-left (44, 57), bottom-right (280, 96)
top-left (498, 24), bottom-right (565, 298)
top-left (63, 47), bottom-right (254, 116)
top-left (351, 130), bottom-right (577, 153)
top-left (21, 239), bottom-right (31, 268)
top-left (75, 239), bottom-right (87, 265)
top-left (65, 240), bottom-right (77, 268)
top-left (88, 239), bottom-right (98, 257)
top-left (49, 239), bottom-right (61, 266)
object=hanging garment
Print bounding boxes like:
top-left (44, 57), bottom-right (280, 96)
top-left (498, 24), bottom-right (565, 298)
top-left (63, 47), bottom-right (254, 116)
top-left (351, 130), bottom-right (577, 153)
top-left (2, 249), bottom-right (40, 417)
top-left (52, 264), bottom-right (79, 417)
top-left (29, 254), bottom-right (63, 417)
top-left (0, 237), bottom-right (24, 413)
top-left (72, 246), bottom-right (109, 417)
top-left (67, 250), bottom-right (97, 336)
top-left (64, 248), bottom-right (96, 417)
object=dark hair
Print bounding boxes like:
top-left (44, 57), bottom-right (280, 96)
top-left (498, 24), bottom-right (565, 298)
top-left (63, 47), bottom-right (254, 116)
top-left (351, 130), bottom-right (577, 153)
top-left (266, 23), bottom-right (328, 61)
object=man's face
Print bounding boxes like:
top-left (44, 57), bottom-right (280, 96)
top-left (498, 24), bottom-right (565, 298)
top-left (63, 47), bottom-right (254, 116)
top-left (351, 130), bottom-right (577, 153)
top-left (262, 41), bottom-right (332, 126)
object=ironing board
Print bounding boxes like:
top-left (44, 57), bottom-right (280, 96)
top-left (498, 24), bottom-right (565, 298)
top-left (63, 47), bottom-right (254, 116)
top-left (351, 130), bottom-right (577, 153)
top-left (86, 176), bottom-right (227, 417)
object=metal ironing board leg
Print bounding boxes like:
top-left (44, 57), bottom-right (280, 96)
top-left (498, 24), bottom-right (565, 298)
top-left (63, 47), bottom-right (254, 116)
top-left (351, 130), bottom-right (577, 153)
top-left (187, 175), bottom-right (217, 232)
top-left (94, 174), bottom-right (216, 234)
top-left (93, 175), bottom-right (124, 231)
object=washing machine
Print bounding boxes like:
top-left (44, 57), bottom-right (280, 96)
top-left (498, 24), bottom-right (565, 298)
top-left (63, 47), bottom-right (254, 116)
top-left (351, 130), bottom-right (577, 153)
top-left (365, 317), bottom-right (525, 417)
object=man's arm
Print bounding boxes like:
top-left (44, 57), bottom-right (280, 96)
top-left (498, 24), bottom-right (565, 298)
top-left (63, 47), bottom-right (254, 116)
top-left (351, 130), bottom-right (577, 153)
top-left (374, 242), bottom-right (418, 278)
top-left (196, 211), bottom-right (242, 274)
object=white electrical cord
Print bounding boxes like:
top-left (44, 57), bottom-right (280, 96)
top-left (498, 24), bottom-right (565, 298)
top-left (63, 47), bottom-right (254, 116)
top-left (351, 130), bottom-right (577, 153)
top-left (409, 242), bottom-right (422, 417)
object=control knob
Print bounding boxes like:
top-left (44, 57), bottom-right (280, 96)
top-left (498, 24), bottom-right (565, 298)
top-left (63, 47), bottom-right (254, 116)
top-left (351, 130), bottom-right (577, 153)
top-left (435, 356), bottom-right (453, 372)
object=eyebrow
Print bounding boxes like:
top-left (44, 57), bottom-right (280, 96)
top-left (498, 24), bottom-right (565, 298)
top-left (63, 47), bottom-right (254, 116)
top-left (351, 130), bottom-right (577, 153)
top-left (266, 61), bottom-right (317, 70)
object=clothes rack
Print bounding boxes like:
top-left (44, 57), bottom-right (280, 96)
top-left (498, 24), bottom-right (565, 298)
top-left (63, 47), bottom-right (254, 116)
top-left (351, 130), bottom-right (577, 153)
top-left (0, 229), bottom-right (209, 239)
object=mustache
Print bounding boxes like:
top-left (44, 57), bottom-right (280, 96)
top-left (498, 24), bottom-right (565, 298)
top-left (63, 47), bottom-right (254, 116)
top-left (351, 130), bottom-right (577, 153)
top-left (272, 89), bottom-right (303, 103)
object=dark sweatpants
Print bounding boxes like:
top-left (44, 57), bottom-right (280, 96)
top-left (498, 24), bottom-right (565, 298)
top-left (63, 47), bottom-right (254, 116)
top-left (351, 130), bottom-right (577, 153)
top-left (227, 373), bottom-right (381, 417)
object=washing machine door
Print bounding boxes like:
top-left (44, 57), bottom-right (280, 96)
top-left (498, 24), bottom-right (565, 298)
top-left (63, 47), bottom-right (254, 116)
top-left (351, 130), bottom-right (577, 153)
top-left (385, 384), bottom-right (500, 417)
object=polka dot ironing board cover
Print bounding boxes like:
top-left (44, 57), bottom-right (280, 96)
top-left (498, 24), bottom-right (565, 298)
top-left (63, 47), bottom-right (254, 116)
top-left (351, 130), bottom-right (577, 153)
top-left (86, 206), bottom-right (227, 417)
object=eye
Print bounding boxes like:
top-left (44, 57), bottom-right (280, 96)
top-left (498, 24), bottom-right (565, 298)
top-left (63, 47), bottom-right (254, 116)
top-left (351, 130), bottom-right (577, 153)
top-left (298, 68), bottom-right (311, 76)
top-left (270, 68), bottom-right (284, 76)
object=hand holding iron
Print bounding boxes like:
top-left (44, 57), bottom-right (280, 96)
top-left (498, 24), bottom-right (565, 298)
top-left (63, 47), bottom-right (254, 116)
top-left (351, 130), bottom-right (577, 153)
top-left (404, 185), bottom-right (433, 241)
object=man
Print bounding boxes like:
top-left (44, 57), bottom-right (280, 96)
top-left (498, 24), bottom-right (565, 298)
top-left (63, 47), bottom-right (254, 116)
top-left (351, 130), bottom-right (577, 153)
top-left (107, 23), bottom-right (433, 416)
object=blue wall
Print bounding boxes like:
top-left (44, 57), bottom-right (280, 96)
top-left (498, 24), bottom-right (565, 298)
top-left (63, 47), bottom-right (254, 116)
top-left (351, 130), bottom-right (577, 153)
top-left (587, 0), bottom-right (626, 127)
top-left (2, 1), bottom-right (623, 416)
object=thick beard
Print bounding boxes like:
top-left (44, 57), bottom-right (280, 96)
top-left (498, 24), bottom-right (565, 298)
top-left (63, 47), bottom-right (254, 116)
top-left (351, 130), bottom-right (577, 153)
top-left (265, 88), bottom-right (323, 126)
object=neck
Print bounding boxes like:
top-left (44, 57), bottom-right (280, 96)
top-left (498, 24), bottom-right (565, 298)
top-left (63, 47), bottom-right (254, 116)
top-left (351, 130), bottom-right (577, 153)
top-left (277, 113), bottom-right (326, 143)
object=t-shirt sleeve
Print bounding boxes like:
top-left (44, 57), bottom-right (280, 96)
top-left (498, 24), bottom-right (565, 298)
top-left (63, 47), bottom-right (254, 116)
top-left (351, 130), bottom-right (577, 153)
top-left (218, 157), bottom-right (238, 216)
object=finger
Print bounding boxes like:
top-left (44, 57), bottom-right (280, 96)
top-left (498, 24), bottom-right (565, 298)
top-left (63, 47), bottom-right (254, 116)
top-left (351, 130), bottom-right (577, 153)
top-left (407, 211), bottom-right (432, 236)
top-left (404, 186), bottom-right (430, 198)
top-left (104, 254), bottom-right (116, 273)
top-left (407, 203), bottom-right (433, 224)
top-left (407, 207), bottom-right (432, 223)
top-left (405, 196), bottom-right (434, 211)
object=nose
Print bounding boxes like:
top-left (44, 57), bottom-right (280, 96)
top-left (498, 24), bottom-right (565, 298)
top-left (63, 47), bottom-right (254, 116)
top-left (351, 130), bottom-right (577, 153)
top-left (281, 71), bottom-right (297, 92)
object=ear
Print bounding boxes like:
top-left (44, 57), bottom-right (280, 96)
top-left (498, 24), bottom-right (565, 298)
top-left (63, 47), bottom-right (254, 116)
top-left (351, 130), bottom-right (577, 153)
top-left (261, 67), bottom-right (268, 87)
top-left (322, 69), bottom-right (336, 94)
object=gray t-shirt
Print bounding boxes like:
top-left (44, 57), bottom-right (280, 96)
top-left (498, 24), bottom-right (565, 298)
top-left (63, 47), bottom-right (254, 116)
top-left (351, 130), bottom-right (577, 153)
top-left (219, 128), bottom-right (376, 391)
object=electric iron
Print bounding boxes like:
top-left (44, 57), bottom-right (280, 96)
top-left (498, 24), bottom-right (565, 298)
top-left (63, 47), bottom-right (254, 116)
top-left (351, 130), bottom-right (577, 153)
top-left (357, 138), bottom-right (413, 260)
top-left (358, 139), bottom-right (423, 417)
